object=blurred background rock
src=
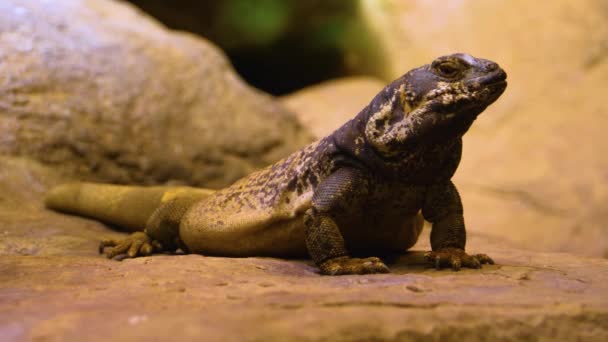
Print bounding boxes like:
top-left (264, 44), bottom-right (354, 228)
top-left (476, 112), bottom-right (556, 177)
top-left (0, 0), bottom-right (312, 190)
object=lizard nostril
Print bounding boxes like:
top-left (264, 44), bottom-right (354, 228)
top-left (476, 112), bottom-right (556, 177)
top-left (486, 62), bottom-right (498, 72)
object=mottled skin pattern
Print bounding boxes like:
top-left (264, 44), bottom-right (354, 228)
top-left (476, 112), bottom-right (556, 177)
top-left (46, 53), bottom-right (507, 275)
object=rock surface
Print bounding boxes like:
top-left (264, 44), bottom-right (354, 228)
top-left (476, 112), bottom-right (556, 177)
top-left (2, 204), bottom-right (608, 341)
top-left (1, 155), bottom-right (607, 341)
top-left (0, 0), bottom-right (311, 188)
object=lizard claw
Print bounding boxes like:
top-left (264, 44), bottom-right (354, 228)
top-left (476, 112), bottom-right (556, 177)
top-left (99, 232), bottom-right (162, 260)
top-left (319, 256), bottom-right (390, 276)
top-left (425, 248), bottom-right (494, 271)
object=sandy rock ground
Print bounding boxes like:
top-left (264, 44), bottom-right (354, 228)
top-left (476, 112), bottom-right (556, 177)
top-left (2, 208), bottom-right (608, 341)
top-left (1, 157), bottom-right (607, 340)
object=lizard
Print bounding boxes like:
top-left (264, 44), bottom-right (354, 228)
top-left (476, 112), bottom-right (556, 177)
top-left (45, 53), bottom-right (507, 275)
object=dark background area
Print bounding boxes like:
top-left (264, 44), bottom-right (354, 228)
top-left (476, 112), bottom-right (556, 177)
top-left (127, 0), bottom-right (384, 95)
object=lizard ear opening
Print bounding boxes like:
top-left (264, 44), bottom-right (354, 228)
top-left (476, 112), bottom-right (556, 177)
top-left (364, 94), bottom-right (412, 157)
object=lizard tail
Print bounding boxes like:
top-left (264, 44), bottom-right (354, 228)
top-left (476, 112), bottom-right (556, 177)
top-left (45, 183), bottom-right (214, 232)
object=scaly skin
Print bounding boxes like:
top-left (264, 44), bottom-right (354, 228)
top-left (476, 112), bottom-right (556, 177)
top-left (45, 53), bottom-right (507, 275)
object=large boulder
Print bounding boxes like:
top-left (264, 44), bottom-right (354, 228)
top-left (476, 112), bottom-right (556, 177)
top-left (0, 0), bottom-right (312, 188)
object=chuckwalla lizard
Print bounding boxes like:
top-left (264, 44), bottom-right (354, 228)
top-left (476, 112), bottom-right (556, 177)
top-left (46, 53), bottom-right (507, 275)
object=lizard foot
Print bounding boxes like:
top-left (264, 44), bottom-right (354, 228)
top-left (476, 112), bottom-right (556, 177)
top-left (99, 232), bottom-right (162, 260)
top-left (425, 247), bottom-right (494, 271)
top-left (319, 256), bottom-right (390, 275)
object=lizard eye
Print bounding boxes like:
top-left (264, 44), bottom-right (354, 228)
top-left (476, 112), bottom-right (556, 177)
top-left (435, 62), bottom-right (461, 78)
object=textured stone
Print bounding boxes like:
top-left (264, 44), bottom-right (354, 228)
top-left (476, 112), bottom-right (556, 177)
top-left (0, 0), bottom-right (311, 188)
top-left (1, 209), bottom-right (607, 341)
top-left (1, 157), bottom-right (607, 341)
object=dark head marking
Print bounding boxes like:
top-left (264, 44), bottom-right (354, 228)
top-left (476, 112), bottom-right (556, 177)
top-left (363, 53), bottom-right (507, 156)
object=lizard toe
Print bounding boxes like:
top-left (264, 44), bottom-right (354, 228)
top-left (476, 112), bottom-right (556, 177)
top-left (99, 238), bottom-right (120, 254)
top-left (450, 256), bottom-right (462, 271)
top-left (127, 239), bottom-right (145, 258)
top-left (426, 248), bottom-right (493, 271)
top-left (462, 255), bottom-right (481, 269)
top-left (474, 254), bottom-right (495, 265)
top-left (370, 262), bottom-right (390, 274)
top-left (139, 242), bottom-right (154, 256)
top-left (320, 256), bottom-right (389, 275)
top-left (102, 232), bottom-right (158, 260)
top-left (105, 241), bottom-right (130, 259)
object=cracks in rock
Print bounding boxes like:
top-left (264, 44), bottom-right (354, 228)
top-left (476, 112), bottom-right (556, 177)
top-left (321, 301), bottom-right (439, 309)
top-left (461, 182), bottom-right (568, 216)
top-left (493, 265), bottom-right (592, 287)
top-left (271, 301), bottom-right (571, 311)
top-left (269, 302), bottom-right (438, 310)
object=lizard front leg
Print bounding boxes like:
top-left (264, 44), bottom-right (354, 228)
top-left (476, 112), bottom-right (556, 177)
top-left (304, 167), bottom-right (389, 275)
top-left (422, 181), bottom-right (494, 270)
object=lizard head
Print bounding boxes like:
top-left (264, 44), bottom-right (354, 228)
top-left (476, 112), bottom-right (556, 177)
top-left (364, 53), bottom-right (507, 157)
top-left (405, 53), bottom-right (507, 117)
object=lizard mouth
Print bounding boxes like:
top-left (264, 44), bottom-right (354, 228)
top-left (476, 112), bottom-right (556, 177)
top-left (467, 69), bottom-right (507, 89)
top-left (467, 69), bottom-right (507, 103)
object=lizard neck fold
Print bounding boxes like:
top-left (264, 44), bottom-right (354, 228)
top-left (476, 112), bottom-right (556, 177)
top-left (330, 91), bottom-right (466, 183)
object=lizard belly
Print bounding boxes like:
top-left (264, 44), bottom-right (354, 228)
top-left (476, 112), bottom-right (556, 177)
top-left (342, 212), bottom-right (424, 255)
top-left (340, 183), bottom-right (426, 255)
top-left (179, 192), bottom-right (311, 258)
